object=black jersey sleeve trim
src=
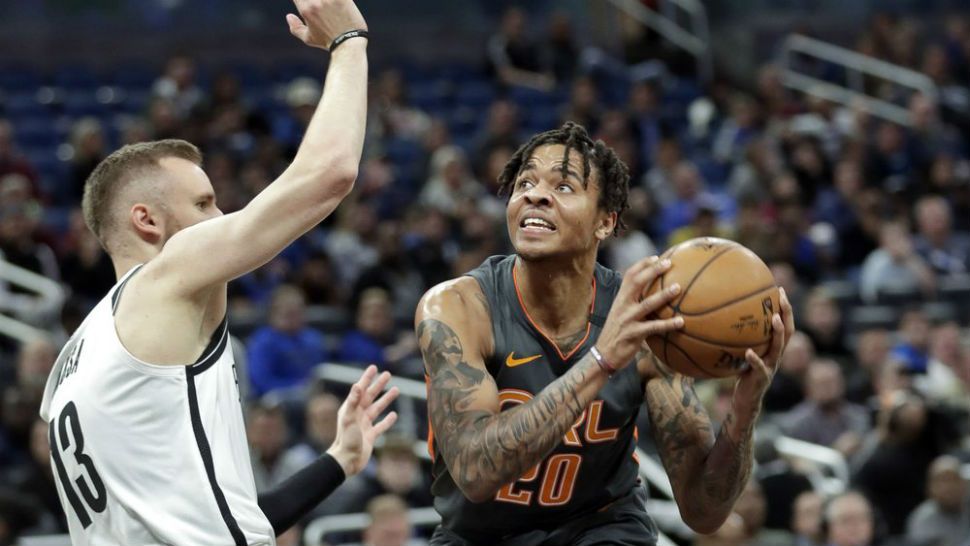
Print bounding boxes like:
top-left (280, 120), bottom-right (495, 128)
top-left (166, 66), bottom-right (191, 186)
top-left (186, 368), bottom-right (247, 546)
top-left (189, 316), bottom-right (229, 374)
top-left (111, 264), bottom-right (145, 315)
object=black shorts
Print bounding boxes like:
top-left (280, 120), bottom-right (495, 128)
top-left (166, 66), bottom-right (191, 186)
top-left (429, 485), bottom-right (658, 546)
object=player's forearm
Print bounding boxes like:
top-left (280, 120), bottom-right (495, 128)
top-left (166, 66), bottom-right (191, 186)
top-left (684, 409), bottom-right (756, 533)
top-left (430, 352), bottom-right (606, 502)
top-left (288, 40), bottom-right (368, 190)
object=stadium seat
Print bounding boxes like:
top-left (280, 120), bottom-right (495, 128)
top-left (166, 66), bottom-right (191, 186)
top-left (54, 64), bottom-right (100, 91)
top-left (454, 82), bottom-right (496, 109)
top-left (4, 93), bottom-right (49, 119)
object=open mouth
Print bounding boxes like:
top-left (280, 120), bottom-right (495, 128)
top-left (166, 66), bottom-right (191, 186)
top-left (520, 217), bottom-right (557, 232)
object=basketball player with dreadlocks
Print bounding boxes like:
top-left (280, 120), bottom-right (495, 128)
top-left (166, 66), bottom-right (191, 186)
top-left (416, 122), bottom-right (795, 545)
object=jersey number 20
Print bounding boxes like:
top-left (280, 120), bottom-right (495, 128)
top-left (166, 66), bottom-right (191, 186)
top-left (50, 401), bottom-right (107, 527)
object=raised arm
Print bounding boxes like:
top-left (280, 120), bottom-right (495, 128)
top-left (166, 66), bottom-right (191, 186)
top-left (640, 288), bottom-right (795, 534)
top-left (154, 0), bottom-right (370, 296)
top-left (417, 258), bottom-right (682, 502)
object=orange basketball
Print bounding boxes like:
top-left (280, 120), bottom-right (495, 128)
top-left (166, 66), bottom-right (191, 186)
top-left (644, 237), bottom-right (780, 378)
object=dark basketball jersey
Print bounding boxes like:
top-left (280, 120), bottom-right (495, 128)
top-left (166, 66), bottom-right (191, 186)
top-left (430, 255), bottom-right (646, 542)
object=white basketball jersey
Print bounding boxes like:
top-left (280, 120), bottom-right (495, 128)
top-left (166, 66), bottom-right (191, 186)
top-left (40, 265), bottom-right (275, 545)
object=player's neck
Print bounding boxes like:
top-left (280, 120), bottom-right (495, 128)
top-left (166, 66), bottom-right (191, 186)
top-left (514, 255), bottom-right (595, 338)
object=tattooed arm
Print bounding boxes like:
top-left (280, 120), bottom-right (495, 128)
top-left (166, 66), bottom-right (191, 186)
top-left (639, 288), bottom-right (794, 534)
top-left (415, 277), bottom-right (609, 502)
top-left (416, 258), bottom-right (683, 503)
top-left (640, 351), bottom-right (754, 534)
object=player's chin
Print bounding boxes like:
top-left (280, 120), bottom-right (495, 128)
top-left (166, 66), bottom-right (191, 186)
top-left (514, 237), bottom-right (561, 261)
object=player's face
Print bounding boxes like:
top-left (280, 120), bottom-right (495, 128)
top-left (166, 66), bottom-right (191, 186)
top-left (506, 144), bottom-right (615, 261)
top-left (158, 157), bottom-right (224, 242)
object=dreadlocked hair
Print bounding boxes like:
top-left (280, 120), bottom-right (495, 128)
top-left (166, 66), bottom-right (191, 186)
top-left (496, 121), bottom-right (630, 235)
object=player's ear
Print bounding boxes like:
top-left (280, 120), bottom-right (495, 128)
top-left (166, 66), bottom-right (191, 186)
top-left (129, 203), bottom-right (164, 244)
top-left (595, 210), bottom-right (617, 241)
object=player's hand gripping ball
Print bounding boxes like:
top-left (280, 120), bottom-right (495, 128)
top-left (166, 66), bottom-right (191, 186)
top-left (643, 237), bottom-right (780, 378)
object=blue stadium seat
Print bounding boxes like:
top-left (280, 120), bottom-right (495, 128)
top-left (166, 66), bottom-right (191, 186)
top-left (455, 82), bottom-right (496, 109)
top-left (4, 93), bottom-right (49, 119)
top-left (524, 104), bottom-right (561, 133)
top-left (0, 64), bottom-right (40, 93)
top-left (508, 85), bottom-right (555, 108)
top-left (110, 63), bottom-right (159, 91)
top-left (409, 80), bottom-right (452, 113)
top-left (13, 117), bottom-right (59, 149)
top-left (54, 64), bottom-right (100, 90)
top-left (63, 91), bottom-right (109, 118)
top-left (382, 137), bottom-right (423, 168)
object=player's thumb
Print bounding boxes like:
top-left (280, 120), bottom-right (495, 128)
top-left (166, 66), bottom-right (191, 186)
top-left (286, 13), bottom-right (308, 41)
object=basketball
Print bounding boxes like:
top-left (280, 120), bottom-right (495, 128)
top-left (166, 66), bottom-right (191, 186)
top-left (644, 237), bottom-right (780, 379)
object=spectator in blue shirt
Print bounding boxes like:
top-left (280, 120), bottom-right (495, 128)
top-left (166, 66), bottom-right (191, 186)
top-left (247, 284), bottom-right (328, 398)
top-left (338, 287), bottom-right (419, 377)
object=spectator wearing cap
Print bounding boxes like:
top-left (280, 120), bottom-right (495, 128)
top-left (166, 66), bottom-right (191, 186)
top-left (906, 455), bottom-right (970, 546)
top-left (330, 434), bottom-right (433, 516)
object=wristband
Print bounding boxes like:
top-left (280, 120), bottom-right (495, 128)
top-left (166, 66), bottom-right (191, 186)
top-left (330, 29), bottom-right (369, 52)
top-left (590, 346), bottom-right (617, 377)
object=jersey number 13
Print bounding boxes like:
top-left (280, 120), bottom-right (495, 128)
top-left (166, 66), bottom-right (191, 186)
top-left (49, 401), bottom-right (107, 527)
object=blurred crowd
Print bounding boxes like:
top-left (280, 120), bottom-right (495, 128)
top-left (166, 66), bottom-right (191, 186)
top-left (2, 5), bottom-right (970, 546)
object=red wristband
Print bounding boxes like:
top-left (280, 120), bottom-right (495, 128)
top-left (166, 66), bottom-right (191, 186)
top-left (590, 346), bottom-right (617, 377)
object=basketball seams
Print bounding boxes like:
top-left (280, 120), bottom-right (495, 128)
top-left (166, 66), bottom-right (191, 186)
top-left (678, 284), bottom-right (777, 316)
top-left (676, 330), bottom-right (773, 350)
top-left (671, 243), bottom-right (738, 310)
top-left (664, 337), bottom-right (716, 378)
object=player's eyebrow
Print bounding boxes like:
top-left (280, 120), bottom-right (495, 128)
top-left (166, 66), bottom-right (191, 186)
top-left (519, 160), bottom-right (584, 184)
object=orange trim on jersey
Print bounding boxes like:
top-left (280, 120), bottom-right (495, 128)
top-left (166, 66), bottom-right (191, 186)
top-left (632, 427), bottom-right (640, 464)
top-left (564, 409), bottom-right (586, 446)
top-left (511, 262), bottom-right (596, 361)
top-left (584, 400), bottom-right (619, 443)
top-left (537, 454), bottom-right (582, 507)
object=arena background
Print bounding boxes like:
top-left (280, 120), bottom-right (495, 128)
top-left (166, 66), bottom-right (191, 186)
top-left (1, 0), bottom-right (969, 545)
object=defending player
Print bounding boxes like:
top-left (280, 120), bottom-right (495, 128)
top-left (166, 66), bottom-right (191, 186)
top-left (416, 122), bottom-right (795, 545)
top-left (38, 1), bottom-right (393, 544)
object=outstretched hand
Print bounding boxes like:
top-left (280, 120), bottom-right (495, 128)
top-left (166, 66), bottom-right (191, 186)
top-left (286, 0), bottom-right (367, 50)
top-left (732, 288), bottom-right (795, 418)
top-left (327, 365), bottom-right (399, 476)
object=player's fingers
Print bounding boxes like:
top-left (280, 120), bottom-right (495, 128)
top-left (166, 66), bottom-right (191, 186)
top-left (372, 411), bottom-right (399, 437)
top-left (744, 348), bottom-right (771, 379)
top-left (363, 370), bottom-right (391, 406)
top-left (635, 282), bottom-right (680, 317)
top-left (633, 315), bottom-right (684, 338)
top-left (624, 257), bottom-right (671, 301)
top-left (761, 314), bottom-right (785, 370)
top-left (285, 13), bottom-right (308, 41)
top-left (353, 364), bottom-right (377, 396)
top-left (366, 386), bottom-right (399, 420)
top-left (780, 288), bottom-right (795, 341)
top-left (343, 383), bottom-right (362, 413)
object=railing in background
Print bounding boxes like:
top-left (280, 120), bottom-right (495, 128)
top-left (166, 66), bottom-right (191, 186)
top-left (778, 33), bottom-right (938, 127)
top-left (774, 435), bottom-right (849, 497)
top-left (607, 0), bottom-right (713, 81)
top-left (0, 258), bottom-right (65, 344)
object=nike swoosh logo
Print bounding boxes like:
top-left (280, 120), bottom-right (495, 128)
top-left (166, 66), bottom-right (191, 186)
top-left (506, 352), bottom-right (542, 367)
